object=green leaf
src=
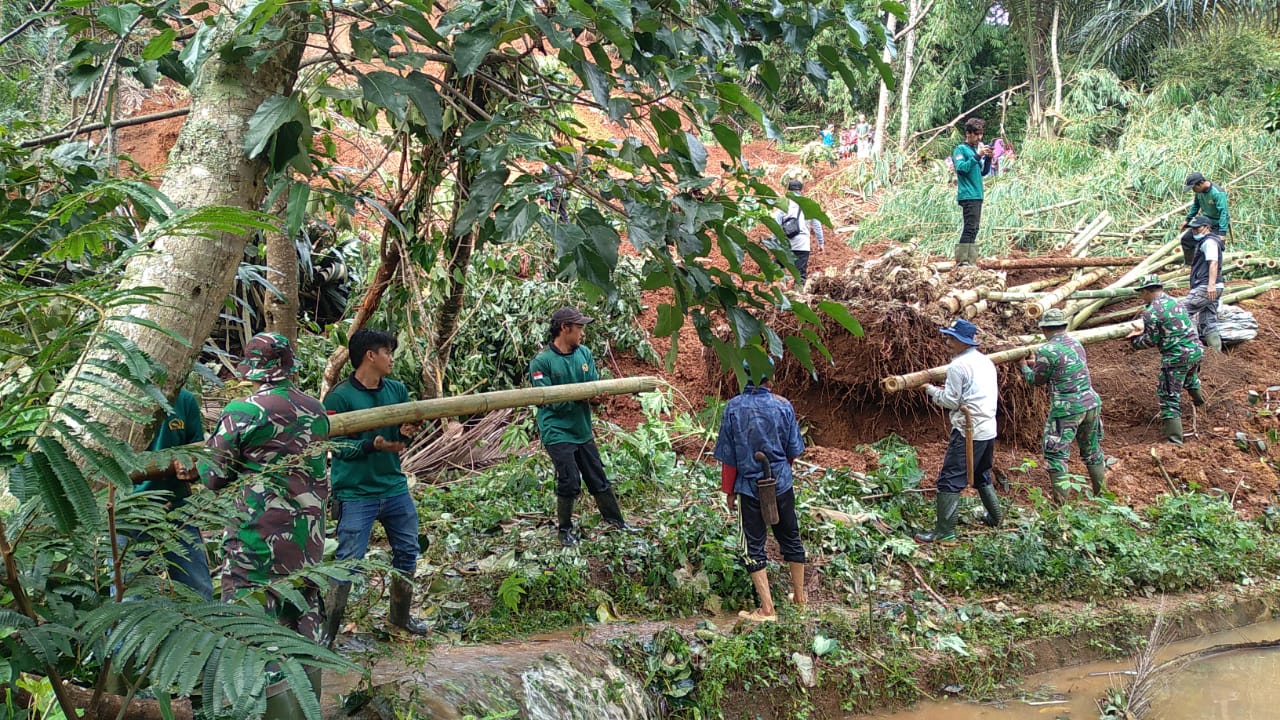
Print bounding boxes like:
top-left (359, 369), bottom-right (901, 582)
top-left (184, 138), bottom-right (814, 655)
top-left (406, 71), bottom-right (443, 138)
top-left (784, 335), bottom-right (816, 376)
top-left (357, 71), bottom-right (409, 123)
top-left (453, 28), bottom-right (496, 77)
top-left (817, 300), bottom-right (863, 337)
top-left (97, 3), bottom-right (141, 36)
top-left (142, 28), bottom-right (177, 60)
top-left (285, 182), bottom-right (309, 238)
top-left (243, 95), bottom-right (305, 160)
top-left (655, 304), bottom-right (683, 337)
top-left (757, 59), bottom-right (781, 93)
top-left (710, 122), bottom-right (740, 160)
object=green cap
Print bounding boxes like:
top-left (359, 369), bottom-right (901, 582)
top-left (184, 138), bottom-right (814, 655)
top-left (1136, 274), bottom-right (1163, 290)
top-left (1037, 308), bottom-right (1068, 328)
top-left (237, 332), bottom-right (296, 382)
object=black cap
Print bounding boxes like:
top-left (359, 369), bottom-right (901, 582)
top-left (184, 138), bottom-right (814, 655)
top-left (550, 306), bottom-right (594, 326)
top-left (786, 179), bottom-right (803, 192)
top-left (1188, 215), bottom-right (1213, 228)
top-left (1184, 172), bottom-right (1207, 191)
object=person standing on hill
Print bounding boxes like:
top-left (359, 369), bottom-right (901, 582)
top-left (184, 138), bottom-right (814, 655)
top-left (915, 319), bottom-right (1001, 544)
top-left (1126, 275), bottom-right (1205, 445)
top-left (774, 179), bottom-right (824, 284)
top-left (530, 307), bottom-right (636, 547)
top-left (324, 328), bottom-right (429, 639)
top-left (855, 114), bottom-right (872, 159)
top-left (952, 118), bottom-right (993, 266)
top-left (714, 360), bottom-right (806, 623)
top-left (201, 333), bottom-right (330, 641)
top-left (1182, 215), bottom-right (1225, 352)
top-left (1018, 309), bottom-right (1107, 501)
top-left (1179, 172), bottom-right (1229, 265)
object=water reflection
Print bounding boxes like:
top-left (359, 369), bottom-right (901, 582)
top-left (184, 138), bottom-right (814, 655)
top-left (863, 620), bottom-right (1280, 720)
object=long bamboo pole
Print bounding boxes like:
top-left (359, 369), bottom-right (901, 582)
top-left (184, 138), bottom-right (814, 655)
top-left (1017, 197), bottom-right (1085, 217)
top-left (1220, 277), bottom-right (1280, 304)
top-left (995, 227), bottom-right (1139, 240)
top-left (1053, 212), bottom-right (1108, 252)
top-left (977, 256), bottom-right (1138, 270)
top-left (132, 377), bottom-right (660, 480)
top-left (880, 321), bottom-right (1142, 393)
top-left (1067, 236), bottom-right (1181, 329)
top-left (1025, 267), bottom-right (1110, 318)
top-left (1007, 275), bottom-right (1070, 293)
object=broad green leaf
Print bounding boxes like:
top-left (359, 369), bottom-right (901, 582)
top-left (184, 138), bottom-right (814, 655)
top-left (142, 28), bottom-right (177, 60)
top-left (757, 59), bottom-right (781, 93)
top-left (285, 182), bottom-right (309, 238)
top-left (817, 300), bottom-right (863, 337)
top-left (453, 28), bottom-right (496, 77)
top-left (357, 71), bottom-right (410, 122)
top-left (97, 3), bottom-right (141, 36)
top-left (406, 71), bottom-right (444, 138)
top-left (654, 304), bottom-right (683, 337)
top-left (710, 122), bottom-right (740, 160)
top-left (784, 335), bottom-right (815, 376)
top-left (243, 95), bottom-right (305, 160)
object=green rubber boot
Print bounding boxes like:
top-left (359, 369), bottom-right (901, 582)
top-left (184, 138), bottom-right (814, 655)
top-left (1202, 332), bottom-right (1222, 352)
top-left (1086, 464), bottom-right (1107, 495)
top-left (914, 492), bottom-right (960, 543)
top-left (1162, 417), bottom-right (1184, 445)
top-left (1048, 471), bottom-right (1069, 504)
top-left (1188, 387), bottom-right (1206, 407)
top-left (977, 485), bottom-right (1002, 527)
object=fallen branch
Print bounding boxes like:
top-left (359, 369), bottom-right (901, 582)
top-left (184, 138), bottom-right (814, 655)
top-left (1016, 197), bottom-right (1084, 217)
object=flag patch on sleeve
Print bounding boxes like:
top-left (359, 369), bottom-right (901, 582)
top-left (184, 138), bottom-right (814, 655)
top-left (532, 371), bottom-right (544, 380)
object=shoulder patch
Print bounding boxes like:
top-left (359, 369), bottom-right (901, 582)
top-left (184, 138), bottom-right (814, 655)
top-left (532, 371), bottom-right (544, 380)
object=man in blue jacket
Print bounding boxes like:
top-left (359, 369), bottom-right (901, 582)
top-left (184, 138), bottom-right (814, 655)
top-left (714, 359), bottom-right (806, 622)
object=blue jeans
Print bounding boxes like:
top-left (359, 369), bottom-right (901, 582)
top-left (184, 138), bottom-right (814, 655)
top-left (335, 492), bottom-right (419, 576)
top-left (119, 524), bottom-right (214, 601)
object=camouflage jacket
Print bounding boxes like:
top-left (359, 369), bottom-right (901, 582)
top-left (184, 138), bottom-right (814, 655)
top-left (202, 380), bottom-right (330, 586)
top-left (1130, 294), bottom-right (1203, 367)
top-left (1020, 333), bottom-right (1101, 419)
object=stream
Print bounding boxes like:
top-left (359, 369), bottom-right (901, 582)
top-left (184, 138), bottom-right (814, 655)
top-left (864, 618), bottom-right (1280, 720)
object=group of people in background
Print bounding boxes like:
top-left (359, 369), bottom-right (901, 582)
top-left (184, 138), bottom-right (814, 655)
top-left (822, 114), bottom-right (873, 160)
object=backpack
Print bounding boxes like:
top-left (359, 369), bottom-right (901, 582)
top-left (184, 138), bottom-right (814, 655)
top-left (781, 213), bottom-right (802, 239)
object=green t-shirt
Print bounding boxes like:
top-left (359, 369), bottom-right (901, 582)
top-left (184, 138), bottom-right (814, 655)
top-left (953, 142), bottom-right (987, 202)
top-left (135, 388), bottom-right (204, 504)
top-left (529, 343), bottom-right (598, 446)
top-left (324, 376), bottom-right (411, 501)
top-left (1186, 183), bottom-right (1230, 233)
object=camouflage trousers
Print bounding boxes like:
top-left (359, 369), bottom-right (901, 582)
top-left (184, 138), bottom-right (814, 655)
top-left (1042, 408), bottom-right (1104, 475)
top-left (220, 505), bottom-right (325, 642)
top-left (1157, 362), bottom-right (1202, 420)
top-left (1182, 286), bottom-right (1220, 341)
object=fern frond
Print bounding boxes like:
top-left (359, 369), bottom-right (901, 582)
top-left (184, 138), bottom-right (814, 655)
top-left (34, 436), bottom-right (98, 530)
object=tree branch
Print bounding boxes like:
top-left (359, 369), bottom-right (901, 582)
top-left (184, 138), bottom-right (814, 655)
top-left (19, 108), bottom-right (191, 149)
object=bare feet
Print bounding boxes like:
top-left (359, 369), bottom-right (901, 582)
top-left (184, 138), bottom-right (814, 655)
top-left (738, 609), bottom-right (777, 623)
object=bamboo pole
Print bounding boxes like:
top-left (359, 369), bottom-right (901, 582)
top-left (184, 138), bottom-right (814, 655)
top-left (1069, 212), bottom-right (1113, 257)
top-left (976, 256), bottom-right (1137, 270)
top-left (329, 377), bottom-right (659, 436)
top-left (961, 299), bottom-right (989, 319)
top-left (937, 286), bottom-right (990, 313)
top-left (1017, 197), bottom-right (1084, 217)
top-left (132, 377), bottom-right (660, 480)
top-left (1007, 275), bottom-right (1070, 293)
top-left (1128, 202), bottom-right (1193, 235)
top-left (1067, 236), bottom-right (1181, 329)
top-left (1220, 277), bottom-right (1280, 304)
top-left (1025, 267), bottom-right (1110, 318)
top-left (1053, 212), bottom-right (1107, 253)
top-left (987, 291), bottom-right (1043, 302)
top-left (880, 320), bottom-right (1142, 393)
top-left (996, 227), bottom-right (1140, 240)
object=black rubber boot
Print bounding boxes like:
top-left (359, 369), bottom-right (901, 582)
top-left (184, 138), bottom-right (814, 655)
top-left (1188, 387), bottom-right (1206, 407)
top-left (556, 495), bottom-right (579, 546)
top-left (323, 583), bottom-right (351, 649)
top-left (592, 490), bottom-right (638, 533)
top-left (1086, 464), bottom-right (1107, 495)
top-left (1162, 417), bottom-right (1184, 445)
top-left (388, 575), bottom-right (429, 636)
top-left (914, 492), bottom-right (960, 543)
top-left (977, 485), bottom-right (1002, 527)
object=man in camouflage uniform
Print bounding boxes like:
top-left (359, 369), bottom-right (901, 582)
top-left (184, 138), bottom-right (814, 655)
top-left (201, 333), bottom-right (331, 641)
top-left (1019, 309), bottom-right (1106, 500)
top-left (1127, 275), bottom-right (1205, 445)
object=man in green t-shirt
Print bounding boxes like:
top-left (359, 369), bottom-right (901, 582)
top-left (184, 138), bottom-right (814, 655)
top-left (1179, 172), bottom-right (1230, 265)
top-left (127, 387), bottom-right (213, 599)
top-left (529, 307), bottom-right (635, 546)
top-left (952, 117), bottom-right (993, 266)
top-left (323, 328), bottom-right (428, 641)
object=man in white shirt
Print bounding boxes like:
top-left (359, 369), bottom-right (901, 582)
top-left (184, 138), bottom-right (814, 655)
top-left (915, 318), bottom-right (1001, 544)
top-left (773, 179), bottom-right (824, 283)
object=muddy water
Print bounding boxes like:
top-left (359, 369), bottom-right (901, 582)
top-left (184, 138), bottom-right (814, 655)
top-left (863, 619), bottom-right (1280, 720)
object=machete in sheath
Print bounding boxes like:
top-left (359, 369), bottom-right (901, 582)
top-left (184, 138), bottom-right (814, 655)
top-left (754, 451), bottom-right (781, 526)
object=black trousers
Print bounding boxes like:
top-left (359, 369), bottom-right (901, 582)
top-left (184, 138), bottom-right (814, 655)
top-left (936, 429), bottom-right (995, 493)
top-left (545, 441), bottom-right (611, 498)
top-left (958, 199), bottom-right (983, 245)
top-left (792, 249), bottom-right (810, 281)
top-left (737, 488), bottom-right (805, 573)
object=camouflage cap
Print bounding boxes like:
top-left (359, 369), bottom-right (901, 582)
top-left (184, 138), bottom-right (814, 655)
top-left (1037, 308), bottom-right (1069, 328)
top-left (1136, 274), bottom-right (1163, 290)
top-left (237, 332), bottom-right (296, 382)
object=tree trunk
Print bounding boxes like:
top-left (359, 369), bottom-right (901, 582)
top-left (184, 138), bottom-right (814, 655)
top-left (872, 13), bottom-right (898, 157)
top-left (1016, 3), bottom-right (1055, 139)
top-left (262, 195), bottom-right (299, 344)
top-left (61, 0), bottom-right (308, 447)
top-left (896, 0), bottom-right (920, 154)
top-left (1049, 0), bottom-right (1063, 134)
top-left (321, 228), bottom-right (402, 394)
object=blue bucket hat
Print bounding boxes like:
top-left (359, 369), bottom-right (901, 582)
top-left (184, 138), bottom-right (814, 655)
top-left (939, 318), bottom-right (980, 347)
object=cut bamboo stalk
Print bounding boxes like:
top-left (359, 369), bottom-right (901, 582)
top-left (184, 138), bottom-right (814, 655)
top-left (1067, 236), bottom-right (1181, 329)
top-left (1080, 304), bottom-right (1145, 328)
top-left (977, 257), bottom-right (1137, 270)
top-left (937, 287), bottom-right (990, 313)
top-left (328, 377), bottom-right (660, 437)
top-left (1054, 212), bottom-right (1108, 253)
top-left (987, 291), bottom-right (1044, 302)
top-left (961, 299), bottom-right (989, 319)
top-left (1025, 268), bottom-right (1110, 318)
top-left (995, 227), bottom-right (1137, 240)
top-left (1007, 275), bottom-right (1070, 293)
top-left (1017, 197), bottom-right (1084, 217)
top-left (1128, 202), bottom-right (1193, 235)
top-left (880, 321), bottom-right (1142, 393)
top-left (1221, 277), bottom-right (1280, 304)
top-left (1070, 212), bottom-right (1112, 257)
